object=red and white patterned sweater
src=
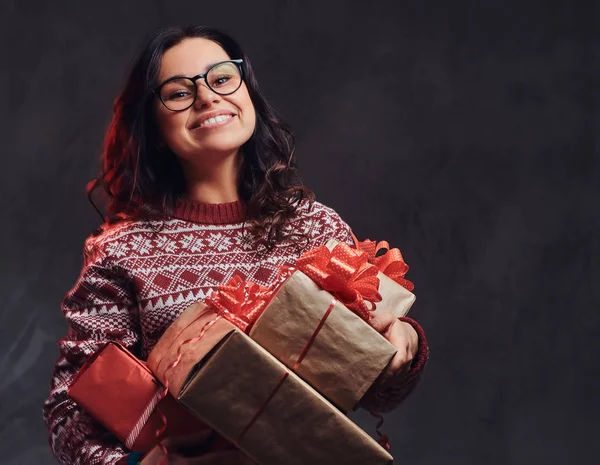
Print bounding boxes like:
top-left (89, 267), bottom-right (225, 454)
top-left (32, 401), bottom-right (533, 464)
top-left (42, 199), bottom-right (429, 465)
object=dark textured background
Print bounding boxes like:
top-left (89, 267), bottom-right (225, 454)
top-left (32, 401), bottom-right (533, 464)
top-left (1, 1), bottom-right (599, 464)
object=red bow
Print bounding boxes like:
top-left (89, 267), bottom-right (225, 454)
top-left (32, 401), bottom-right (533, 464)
top-left (205, 274), bottom-right (273, 333)
top-left (356, 239), bottom-right (414, 292)
top-left (296, 242), bottom-right (381, 321)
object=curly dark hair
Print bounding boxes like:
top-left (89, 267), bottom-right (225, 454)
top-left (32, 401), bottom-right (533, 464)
top-left (88, 25), bottom-right (313, 250)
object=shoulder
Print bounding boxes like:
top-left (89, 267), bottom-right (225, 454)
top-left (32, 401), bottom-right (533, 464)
top-left (290, 199), bottom-right (354, 247)
top-left (80, 218), bottom-right (164, 265)
top-left (294, 199), bottom-right (347, 223)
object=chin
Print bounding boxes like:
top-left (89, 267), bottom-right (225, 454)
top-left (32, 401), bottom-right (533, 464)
top-left (174, 131), bottom-right (254, 160)
top-left (181, 143), bottom-right (243, 159)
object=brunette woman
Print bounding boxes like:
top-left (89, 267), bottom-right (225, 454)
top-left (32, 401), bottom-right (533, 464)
top-left (43, 25), bottom-right (428, 465)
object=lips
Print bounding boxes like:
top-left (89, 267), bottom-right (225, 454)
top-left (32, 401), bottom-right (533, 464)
top-left (191, 110), bottom-right (237, 129)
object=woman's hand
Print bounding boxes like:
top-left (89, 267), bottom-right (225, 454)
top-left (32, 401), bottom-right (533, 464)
top-left (369, 310), bottom-right (419, 380)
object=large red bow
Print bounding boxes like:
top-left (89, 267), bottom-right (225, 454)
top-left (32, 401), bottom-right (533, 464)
top-left (205, 274), bottom-right (273, 333)
top-left (296, 242), bottom-right (382, 321)
top-left (356, 239), bottom-right (415, 292)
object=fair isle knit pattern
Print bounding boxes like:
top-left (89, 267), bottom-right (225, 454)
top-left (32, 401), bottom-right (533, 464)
top-left (42, 200), bottom-right (428, 465)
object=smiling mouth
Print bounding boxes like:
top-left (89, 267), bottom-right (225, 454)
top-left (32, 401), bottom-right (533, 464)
top-left (193, 114), bottom-right (235, 129)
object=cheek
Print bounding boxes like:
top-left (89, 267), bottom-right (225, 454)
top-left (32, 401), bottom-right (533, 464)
top-left (234, 84), bottom-right (253, 113)
top-left (240, 94), bottom-right (257, 131)
top-left (155, 110), bottom-right (188, 142)
top-left (246, 107), bottom-right (257, 132)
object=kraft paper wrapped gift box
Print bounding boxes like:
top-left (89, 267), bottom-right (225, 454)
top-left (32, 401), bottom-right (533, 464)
top-left (247, 269), bottom-right (399, 412)
top-left (68, 342), bottom-right (208, 453)
top-left (147, 304), bottom-right (394, 465)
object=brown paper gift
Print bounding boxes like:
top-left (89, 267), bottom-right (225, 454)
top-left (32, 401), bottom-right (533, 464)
top-left (325, 238), bottom-right (416, 317)
top-left (147, 304), bottom-right (393, 465)
top-left (68, 342), bottom-right (208, 453)
top-left (247, 270), bottom-right (398, 412)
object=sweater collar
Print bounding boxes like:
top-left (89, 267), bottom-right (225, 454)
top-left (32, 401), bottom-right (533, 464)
top-left (172, 198), bottom-right (246, 224)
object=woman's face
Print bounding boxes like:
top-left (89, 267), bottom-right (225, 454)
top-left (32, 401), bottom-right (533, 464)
top-left (154, 38), bottom-right (256, 166)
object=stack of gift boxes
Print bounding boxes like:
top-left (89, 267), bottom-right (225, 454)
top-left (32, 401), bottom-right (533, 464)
top-left (68, 239), bottom-right (416, 464)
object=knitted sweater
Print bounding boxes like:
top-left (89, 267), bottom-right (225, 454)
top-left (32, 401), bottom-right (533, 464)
top-left (42, 199), bottom-right (429, 465)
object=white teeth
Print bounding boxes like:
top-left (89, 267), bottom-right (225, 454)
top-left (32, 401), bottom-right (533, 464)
top-left (198, 114), bottom-right (232, 127)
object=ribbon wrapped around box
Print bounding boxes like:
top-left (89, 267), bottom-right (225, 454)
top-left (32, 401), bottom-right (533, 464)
top-left (67, 342), bottom-right (209, 453)
top-left (146, 304), bottom-right (393, 465)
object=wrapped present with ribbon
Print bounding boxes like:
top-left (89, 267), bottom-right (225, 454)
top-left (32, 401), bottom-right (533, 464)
top-left (67, 342), bottom-right (209, 453)
top-left (194, 241), bottom-right (405, 413)
top-left (326, 237), bottom-right (417, 318)
top-left (146, 303), bottom-right (393, 465)
top-left (244, 240), bottom-right (416, 413)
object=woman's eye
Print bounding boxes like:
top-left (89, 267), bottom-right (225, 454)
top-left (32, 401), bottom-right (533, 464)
top-left (212, 75), bottom-right (231, 87)
top-left (167, 90), bottom-right (192, 100)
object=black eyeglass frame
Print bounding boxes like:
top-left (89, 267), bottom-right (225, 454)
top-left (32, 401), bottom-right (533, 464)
top-left (153, 59), bottom-right (245, 112)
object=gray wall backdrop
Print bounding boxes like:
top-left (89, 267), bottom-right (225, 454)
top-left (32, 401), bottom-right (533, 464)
top-left (1, 1), bottom-right (599, 464)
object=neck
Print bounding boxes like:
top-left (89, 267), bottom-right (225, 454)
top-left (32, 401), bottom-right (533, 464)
top-left (181, 151), bottom-right (241, 204)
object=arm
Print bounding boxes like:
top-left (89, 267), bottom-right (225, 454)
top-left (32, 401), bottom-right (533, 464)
top-left (42, 237), bottom-right (141, 465)
top-left (358, 316), bottom-right (429, 413)
top-left (321, 209), bottom-right (430, 412)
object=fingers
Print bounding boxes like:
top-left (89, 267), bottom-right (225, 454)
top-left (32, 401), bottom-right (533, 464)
top-left (385, 338), bottom-right (409, 377)
top-left (369, 310), bottom-right (396, 335)
top-left (369, 311), bottom-right (421, 379)
top-left (382, 321), bottom-right (419, 378)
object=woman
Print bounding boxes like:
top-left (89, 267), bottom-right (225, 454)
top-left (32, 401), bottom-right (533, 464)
top-left (42, 25), bottom-right (429, 465)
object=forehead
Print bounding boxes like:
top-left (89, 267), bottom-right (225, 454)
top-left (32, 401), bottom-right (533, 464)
top-left (159, 38), bottom-right (231, 81)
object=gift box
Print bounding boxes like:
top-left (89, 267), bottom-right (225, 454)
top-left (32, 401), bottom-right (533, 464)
top-left (147, 303), bottom-right (393, 465)
top-left (67, 342), bottom-right (208, 453)
top-left (376, 271), bottom-right (416, 316)
top-left (247, 270), bottom-right (398, 412)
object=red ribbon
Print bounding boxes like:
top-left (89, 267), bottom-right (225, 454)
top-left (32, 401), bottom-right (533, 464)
top-left (356, 239), bottom-right (415, 292)
top-left (296, 242), bottom-right (382, 321)
top-left (233, 368), bottom-right (289, 447)
top-left (234, 296), bottom-right (338, 446)
top-left (204, 274), bottom-right (273, 333)
top-left (157, 307), bottom-right (221, 465)
top-left (369, 410), bottom-right (391, 451)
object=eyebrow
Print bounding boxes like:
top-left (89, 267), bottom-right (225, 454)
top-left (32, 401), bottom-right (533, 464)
top-left (162, 61), bottom-right (222, 82)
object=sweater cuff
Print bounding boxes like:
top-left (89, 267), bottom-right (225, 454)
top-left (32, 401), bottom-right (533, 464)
top-left (399, 316), bottom-right (429, 376)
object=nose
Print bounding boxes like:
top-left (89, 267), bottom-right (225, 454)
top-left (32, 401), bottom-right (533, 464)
top-left (193, 82), bottom-right (221, 108)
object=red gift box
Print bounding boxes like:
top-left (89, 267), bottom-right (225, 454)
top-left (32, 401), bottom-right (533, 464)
top-left (67, 342), bottom-right (208, 453)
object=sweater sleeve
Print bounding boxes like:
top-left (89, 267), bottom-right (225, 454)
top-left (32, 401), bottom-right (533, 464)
top-left (42, 237), bottom-right (141, 465)
top-left (357, 316), bottom-right (429, 413)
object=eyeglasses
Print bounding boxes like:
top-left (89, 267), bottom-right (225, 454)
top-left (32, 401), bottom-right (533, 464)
top-left (154, 59), bottom-right (244, 111)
